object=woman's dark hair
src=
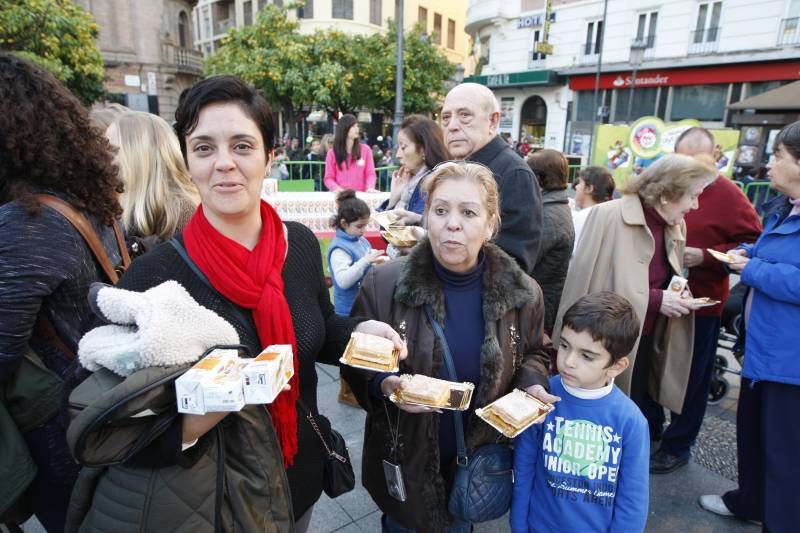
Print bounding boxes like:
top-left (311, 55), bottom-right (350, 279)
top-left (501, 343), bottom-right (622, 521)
top-left (578, 166), bottom-right (616, 203)
top-left (174, 75), bottom-right (275, 163)
top-left (0, 53), bottom-right (123, 224)
top-left (329, 189), bottom-right (370, 229)
top-left (775, 120), bottom-right (800, 160)
top-left (333, 114), bottom-right (362, 169)
top-left (527, 149), bottom-right (568, 191)
top-left (562, 291), bottom-right (641, 364)
top-left (399, 115), bottom-right (449, 169)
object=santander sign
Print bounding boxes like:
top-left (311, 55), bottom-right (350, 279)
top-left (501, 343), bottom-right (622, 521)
top-left (612, 74), bottom-right (670, 88)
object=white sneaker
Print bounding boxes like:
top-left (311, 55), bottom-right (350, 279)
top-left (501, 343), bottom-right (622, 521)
top-left (698, 494), bottom-right (734, 517)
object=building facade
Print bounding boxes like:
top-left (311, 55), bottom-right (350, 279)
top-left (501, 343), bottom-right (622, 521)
top-left (193, 0), bottom-right (472, 70)
top-left (465, 0), bottom-right (800, 156)
top-left (77, 0), bottom-right (204, 119)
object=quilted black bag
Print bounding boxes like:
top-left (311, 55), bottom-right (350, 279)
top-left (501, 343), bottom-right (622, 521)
top-left (423, 305), bottom-right (513, 523)
top-left (303, 402), bottom-right (355, 498)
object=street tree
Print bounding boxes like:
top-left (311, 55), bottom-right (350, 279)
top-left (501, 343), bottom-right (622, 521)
top-left (206, 5), bottom-right (454, 128)
top-left (0, 0), bottom-right (105, 104)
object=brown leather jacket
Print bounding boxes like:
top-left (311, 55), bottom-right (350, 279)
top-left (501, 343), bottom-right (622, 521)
top-left (342, 240), bottom-right (550, 532)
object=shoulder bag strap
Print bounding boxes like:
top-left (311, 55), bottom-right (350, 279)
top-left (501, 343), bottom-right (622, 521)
top-left (35, 194), bottom-right (131, 283)
top-left (423, 304), bottom-right (469, 467)
top-left (169, 238), bottom-right (253, 335)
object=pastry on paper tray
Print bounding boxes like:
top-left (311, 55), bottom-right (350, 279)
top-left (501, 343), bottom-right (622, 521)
top-left (399, 374), bottom-right (451, 406)
top-left (381, 227), bottom-right (418, 248)
top-left (690, 297), bottom-right (721, 308)
top-left (339, 331), bottom-right (399, 372)
top-left (391, 374), bottom-right (475, 410)
top-left (372, 211), bottom-right (403, 230)
top-left (476, 389), bottom-right (554, 438)
top-left (706, 248), bottom-right (737, 264)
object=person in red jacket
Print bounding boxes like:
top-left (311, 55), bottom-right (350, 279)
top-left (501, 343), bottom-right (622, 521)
top-left (650, 127), bottom-right (762, 474)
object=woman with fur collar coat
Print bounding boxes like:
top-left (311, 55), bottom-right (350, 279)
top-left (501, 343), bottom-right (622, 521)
top-left (342, 162), bottom-right (554, 532)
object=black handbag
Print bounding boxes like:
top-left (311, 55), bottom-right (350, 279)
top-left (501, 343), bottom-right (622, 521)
top-left (423, 305), bottom-right (514, 523)
top-left (301, 401), bottom-right (355, 498)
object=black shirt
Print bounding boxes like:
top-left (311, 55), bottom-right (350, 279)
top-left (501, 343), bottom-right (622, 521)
top-left (468, 135), bottom-right (543, 275)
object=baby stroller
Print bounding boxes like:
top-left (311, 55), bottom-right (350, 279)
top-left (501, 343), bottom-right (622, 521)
top-left (708, 283), bottom-right (746, 404)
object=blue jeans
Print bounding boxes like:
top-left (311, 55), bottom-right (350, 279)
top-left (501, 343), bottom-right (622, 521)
top-left (382, 514), bottom-right (472, 533)
top-left (23, 418), bottom-right (80, 532)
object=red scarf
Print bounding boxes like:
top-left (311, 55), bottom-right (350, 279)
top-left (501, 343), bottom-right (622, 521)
top-left (183, 200), bottom-right (299, 467)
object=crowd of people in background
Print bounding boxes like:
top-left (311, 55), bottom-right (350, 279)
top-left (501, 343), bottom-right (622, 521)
top-left (2, 52), bottom-right (799, 533)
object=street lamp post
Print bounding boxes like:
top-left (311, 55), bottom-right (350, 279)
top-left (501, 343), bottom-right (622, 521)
top-left (392, 0), bottom-right (404, 148)
top-left (586, 0), bottom-right (609, 164)
top-left (625, 40), bottom-right (648, 123)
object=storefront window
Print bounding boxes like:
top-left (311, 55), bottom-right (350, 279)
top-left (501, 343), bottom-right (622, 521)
top-left (671, 85), bottom-right (727, 121)
top-left (576, 90), bottom-right (609, 122)
top-left (749, 81), bottom-right (789, 97)
top-left (614, 87), bottom-right (658, 122)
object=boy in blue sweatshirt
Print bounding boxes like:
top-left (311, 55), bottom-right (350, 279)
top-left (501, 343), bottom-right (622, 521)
top-left (511, 292), bottom-right (649, 532)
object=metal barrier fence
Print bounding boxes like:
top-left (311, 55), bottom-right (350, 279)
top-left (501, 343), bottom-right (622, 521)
top-left (743, 181), bottom-right (780, 222)
top-left (278, 161), bottom-right (399, 191)
top-left (277, 161), bottom-right (585, 192)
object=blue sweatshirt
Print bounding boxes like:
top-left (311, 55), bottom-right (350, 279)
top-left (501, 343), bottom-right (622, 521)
top-left (510, 376), bottom-right (649, 533)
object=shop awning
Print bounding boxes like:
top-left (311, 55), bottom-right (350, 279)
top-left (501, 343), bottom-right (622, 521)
top-left (728, 80), bottom-right (800, 110)
top-left (464, 70), bottom-right (559, 88)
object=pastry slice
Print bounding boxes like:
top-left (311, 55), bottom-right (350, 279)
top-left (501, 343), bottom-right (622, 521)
top-left (400, 374), bottom-right (451, 406)
top-left (491, 391), bottom-right (544, 427)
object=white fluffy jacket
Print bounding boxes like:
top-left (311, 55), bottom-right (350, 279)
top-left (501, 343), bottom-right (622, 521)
top-left (78, 280), bottom-right (240, 376)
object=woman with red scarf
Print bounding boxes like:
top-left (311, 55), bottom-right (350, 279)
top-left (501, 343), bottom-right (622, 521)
top-left (79, 76), bottom-right (404, 532)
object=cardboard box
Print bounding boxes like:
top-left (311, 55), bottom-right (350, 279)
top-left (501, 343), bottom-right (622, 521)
top-left (176, 353), bottom-right (244, 414)
top-left (242, 344), bottom-right (294, 404)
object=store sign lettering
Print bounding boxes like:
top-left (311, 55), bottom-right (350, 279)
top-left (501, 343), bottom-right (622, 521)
top-left (517, 13), bottom-right (556, 28)
top-left (487, 74), bottom-right (511, 87)
top-left (611, 74), bottom-right (669, 88)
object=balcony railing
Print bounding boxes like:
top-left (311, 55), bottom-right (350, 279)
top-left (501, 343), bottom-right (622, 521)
top-left (528, 51), bottom-right (546, 70)
top-left (688, 27), bottom-right (720, 55)
top-left (162, 44), bottom-right (203, 75)
top-left (632, 35), bottom-right (656, 59)
top-left (778, 17), bottom-right (800, 46)
top-left (579, 42), bottom-right (601, 65)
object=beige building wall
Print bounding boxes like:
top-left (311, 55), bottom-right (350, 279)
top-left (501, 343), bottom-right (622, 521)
top-left (197, 0), bottom-right (471, 74)
top-left (77, 0), bottom-right (203, 120)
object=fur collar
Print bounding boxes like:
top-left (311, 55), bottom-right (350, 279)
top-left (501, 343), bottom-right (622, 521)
top-left (394, 238), bottom-right (535, 323)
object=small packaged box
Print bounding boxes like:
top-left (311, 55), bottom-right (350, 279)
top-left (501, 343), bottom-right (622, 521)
top-left (476, 389), bottom-right (554, 438)
top-left (667, 275), bottom-right (689, 294)
top-left (340, 332), bottom-right (400, 372)
top-left (390, 374), bottom-right (475, 411)
top-left (242, 345), bottom-right (294, 404)
top-left (176, 353), bottom-right (244, 414)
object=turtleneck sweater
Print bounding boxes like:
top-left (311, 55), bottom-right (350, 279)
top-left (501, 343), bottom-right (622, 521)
top-left (433, 253), bottom-right (486, 468)
top-left (642, 204), bottom-right (669, 335)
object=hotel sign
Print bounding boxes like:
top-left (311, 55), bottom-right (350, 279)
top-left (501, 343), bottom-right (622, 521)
top-left (517, 12), bottom-right (556, 29)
